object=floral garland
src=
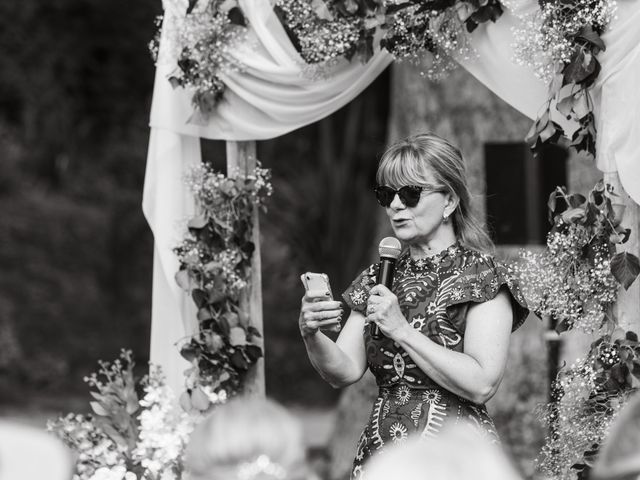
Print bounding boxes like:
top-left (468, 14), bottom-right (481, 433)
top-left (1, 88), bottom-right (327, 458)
top-left (174, 162), bottom-right (272, 411)
top-left (513, 0), bottom-right (617, 160)
top-left (150, 0), bottom-right (248, 116)
top-left (48, 351), bottom-right (197, 480)
top-left (274, 0), bottom-right (501, 77)
top-left (514, 181), bottom-right (637, 334)
top-left (152, 0), bottom-right (618, 162)
top-left (536, 333), bottom-right (640, 480)
top-left (512, 181), bottom-right (640, 479)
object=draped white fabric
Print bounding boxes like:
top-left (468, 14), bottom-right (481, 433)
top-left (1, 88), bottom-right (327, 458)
top-left (144, 0), bottom-right (640, 393)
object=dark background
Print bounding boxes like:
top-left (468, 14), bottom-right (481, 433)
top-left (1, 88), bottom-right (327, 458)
top-left (0, 0), bottom-right (391, 409)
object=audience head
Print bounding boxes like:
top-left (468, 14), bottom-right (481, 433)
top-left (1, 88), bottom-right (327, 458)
top-left (592, 393), bottom-right (640, 480)
top-left (185, 396), bottom-right (310, 480)
top-left (364, 424), bottom-right (521, 480)
top-left (0, 420), bottom-right (73, 480)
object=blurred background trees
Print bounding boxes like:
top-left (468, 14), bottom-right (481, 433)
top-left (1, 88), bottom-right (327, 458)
top-left (0, 0), bottom-right (388, 408)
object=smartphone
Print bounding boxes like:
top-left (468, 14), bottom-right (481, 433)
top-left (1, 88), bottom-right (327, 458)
top-left (301, 272), bottom-right (340, 332)
top-left (300, 272), bottom-right (333, 300)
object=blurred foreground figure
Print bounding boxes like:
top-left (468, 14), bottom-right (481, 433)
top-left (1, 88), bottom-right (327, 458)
top-left (592, 394), bottom-right (640, 480)
top-left (364, 424), bottom-right (522, 480)
top-left (0, 420), bottom-right (73, 480)
top-left (185, 397), bottom-right (315, 480)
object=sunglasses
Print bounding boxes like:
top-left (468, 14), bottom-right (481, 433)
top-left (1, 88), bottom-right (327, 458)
top-left (374, 184), bottom-right (445, 208)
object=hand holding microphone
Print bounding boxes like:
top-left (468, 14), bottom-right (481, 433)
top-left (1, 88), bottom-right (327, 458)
top-left (369, 237), bottom-right (402, 339)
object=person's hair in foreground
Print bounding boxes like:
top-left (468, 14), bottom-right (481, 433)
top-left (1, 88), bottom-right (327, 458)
top-left (377, 132), bottom-right (494, 253)
top-left (184, 396), bottom-right (311, 480)
top-left (364, 424), bottom-right (522, 480)
top-left (592, 393), bottom-right (640, 480)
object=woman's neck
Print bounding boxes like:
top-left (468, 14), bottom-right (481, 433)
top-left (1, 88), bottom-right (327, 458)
top-left (408, 228), bottom-right (458, 259)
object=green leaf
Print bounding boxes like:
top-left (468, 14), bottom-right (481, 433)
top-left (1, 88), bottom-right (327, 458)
top-left (188, 215), bottom-right (208, 229)
top-left (192, 289), bottom-right (208, 308)
top-left (191, 387), bottom-right (211, 411)
top-left (179, 391), bottom-right (193, 413)
top-left (100, 423), bottom-right (129, 450)
top-left (180, 344), bottom-right (198, 362)
top-left (175, 269), bottom-right (193, 291)
top-left (568, 193), bottom-right (587, 208)
top-left (561, 207), bottom-right (585, 223)
top-left (90, 401), bottom-right (109, 416)
top-left (556, 319), bottom-right (571, 333)
top-left (563, 49), bottom-right (600, 86)
top-left (229, 327), bottom-right (247, 346)
top-left (244, 344), bottom-right (263, 362)
top-left (219, 316), bottom-right (231, 336)
top-left (197, 307), bottom-right (213, 322)
top-left (227, 7), bottom-right (246, 26)
top-left (230, 350), bottom-right (249, 370)
top-left (247, 326), bottom-right (262, 339)
top-left (611, 252), bottom-right (640, 289)
top-left (575, 26), bottom-right (606, 53)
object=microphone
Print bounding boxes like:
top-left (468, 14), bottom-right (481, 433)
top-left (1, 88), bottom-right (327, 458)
top-left (371, 237), bottom-right (402, 339)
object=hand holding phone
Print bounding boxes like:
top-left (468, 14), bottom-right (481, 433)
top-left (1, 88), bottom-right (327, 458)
top-left (300, 272), bottom-right (342, 334)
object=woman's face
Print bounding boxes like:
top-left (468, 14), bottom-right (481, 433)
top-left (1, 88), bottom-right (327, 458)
top-left (384, 169), bottom-right (451, 245)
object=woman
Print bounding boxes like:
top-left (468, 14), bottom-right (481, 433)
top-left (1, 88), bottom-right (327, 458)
top-left (298, 133), bottom-right (528, 480)
top-left (185, 397), bottom-right (315, 480)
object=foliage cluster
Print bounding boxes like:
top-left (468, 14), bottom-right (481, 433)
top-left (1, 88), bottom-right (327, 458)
top-left (174, 164), bottom-right (272, 410)
top-left (515, 181), bottom-right (640, 334)
top-left (48, 351), bottom-right (196, 480)
top-left (512, 181), bottom-right (640, 480)
top-left (521, 0), bottom-right (615, 161)
top-left (537, 331), bottom-right (640, 480)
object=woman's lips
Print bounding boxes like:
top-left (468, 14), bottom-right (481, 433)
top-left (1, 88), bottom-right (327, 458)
top-left (392, 218), bottom-right (409, 226)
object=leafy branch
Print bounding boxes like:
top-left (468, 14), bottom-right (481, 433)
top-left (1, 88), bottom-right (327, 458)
top-left (174, 162), bottom-right (272, 412)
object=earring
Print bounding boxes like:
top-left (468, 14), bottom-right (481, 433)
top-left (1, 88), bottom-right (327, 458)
top-left (443, 212), bottom-right (449, 222)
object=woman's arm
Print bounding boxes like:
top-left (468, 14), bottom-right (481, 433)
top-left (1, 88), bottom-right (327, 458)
top-left (366, 285), bottom-right (513, 404)
top-left (300, 293), bottom-right (368, 388)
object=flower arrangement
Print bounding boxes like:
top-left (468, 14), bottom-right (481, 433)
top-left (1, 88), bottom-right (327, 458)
top-left (151, 0), bottom-right (618, 166)
top-left (513, 181), bottom-right (639, 334)
top-left (536, 331), bottom-right (640, 480)
top-left (48, 351), bottom-right (198, 480)
top-left (274, 0), bottom-right (502, 77)
top-left (174, 162), bottom-right (272, 412)
top-left (150, 0), bottom-right (249, 116)
top-left (511, 181), bottom-right (640, 479)
top-left (513, 0), bottom-right (617, 160)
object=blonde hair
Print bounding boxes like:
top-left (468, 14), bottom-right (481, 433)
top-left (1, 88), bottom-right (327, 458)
top-left (365, 424), bottom-right (521, 480)
top-left (185, 397), bottom-right (309, 480)
top-left (376, 133), bottom-right (494, 253)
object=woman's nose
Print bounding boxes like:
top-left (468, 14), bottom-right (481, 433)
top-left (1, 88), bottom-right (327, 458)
top-left (389, 193), bottom-right (405, 210)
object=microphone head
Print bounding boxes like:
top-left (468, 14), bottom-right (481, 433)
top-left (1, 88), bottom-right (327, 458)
top-left (378, 237), bottom-right (402, 260)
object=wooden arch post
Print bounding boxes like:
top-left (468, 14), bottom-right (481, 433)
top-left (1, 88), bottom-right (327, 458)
top-left (226, 140), bottom-right (265, 397)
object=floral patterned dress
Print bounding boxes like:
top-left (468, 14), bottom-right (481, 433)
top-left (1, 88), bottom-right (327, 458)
top-left (342, 243), bottom-right (529, 480)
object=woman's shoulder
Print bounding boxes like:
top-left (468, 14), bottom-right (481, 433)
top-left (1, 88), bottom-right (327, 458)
top-left (446, 244), bottom-right (529, 329)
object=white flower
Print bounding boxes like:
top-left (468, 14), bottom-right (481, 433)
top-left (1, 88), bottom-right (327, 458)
top-left (88, 466), bottom-right (128, 480)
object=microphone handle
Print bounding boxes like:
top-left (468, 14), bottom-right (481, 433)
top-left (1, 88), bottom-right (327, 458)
top-left (371, 258), bottom-right (396, 339)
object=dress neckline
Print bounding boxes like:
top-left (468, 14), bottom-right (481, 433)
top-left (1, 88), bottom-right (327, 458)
top-left (400, 241), bottom-right (462, 268)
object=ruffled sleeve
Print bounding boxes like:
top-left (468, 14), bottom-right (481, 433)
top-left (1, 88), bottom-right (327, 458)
top-left (341, 264), bottom-right (378, 315)
top-left (444, 253), bottom-right (529, 332)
